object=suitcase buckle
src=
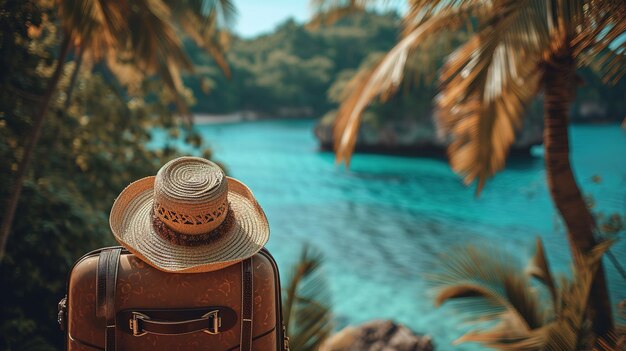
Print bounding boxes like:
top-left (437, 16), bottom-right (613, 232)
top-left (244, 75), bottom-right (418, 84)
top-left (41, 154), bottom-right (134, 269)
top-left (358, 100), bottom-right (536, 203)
top-left (130, 312), bottom-right (150, 336)
top-left (202, 310), bottom-right (221, 335)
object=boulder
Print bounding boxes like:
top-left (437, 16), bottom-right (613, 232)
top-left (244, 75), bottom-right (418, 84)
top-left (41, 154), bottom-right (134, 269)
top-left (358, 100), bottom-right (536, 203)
top-left (320, 320), bottom-right (435, 351)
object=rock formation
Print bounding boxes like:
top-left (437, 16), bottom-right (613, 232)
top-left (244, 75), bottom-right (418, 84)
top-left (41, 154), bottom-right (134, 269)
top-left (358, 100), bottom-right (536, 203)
top-left (315, 109), bottom-right (544, 156)
top-left (319, 320), bottom-right (435, 351)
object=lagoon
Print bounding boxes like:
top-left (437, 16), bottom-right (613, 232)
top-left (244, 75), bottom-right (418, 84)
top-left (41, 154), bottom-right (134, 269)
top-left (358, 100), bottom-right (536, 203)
top-left (151, 119), bottom-right (626, 350)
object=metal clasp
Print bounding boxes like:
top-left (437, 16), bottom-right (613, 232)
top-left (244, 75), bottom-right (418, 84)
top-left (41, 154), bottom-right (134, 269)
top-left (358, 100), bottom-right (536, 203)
top-left (202, 310), bottom-right (221, 335)
top-left (129, 312), bottom-right (149, 336)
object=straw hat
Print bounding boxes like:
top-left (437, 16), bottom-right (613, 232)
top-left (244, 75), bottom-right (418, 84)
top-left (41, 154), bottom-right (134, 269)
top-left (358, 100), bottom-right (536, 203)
top-left (109, 156), bottom-right (269, 273)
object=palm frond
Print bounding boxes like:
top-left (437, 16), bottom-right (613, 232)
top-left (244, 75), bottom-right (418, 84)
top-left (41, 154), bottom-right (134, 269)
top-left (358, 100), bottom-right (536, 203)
top-left (122, 0), bottom-right (193, 115)
top-left (554, 0), bottom-right (585, 34)
top-left (57, 0), bottom-right (235, 116)
top-left (164, 0), bottom-right (237, 27)
top-left (540, 321), bottom-right (582, 350)
top-left (402, 0), bottom-right (482, 34)
top-left (165, 0), bottom-right (234, 77)
top-left (454, 324), bottom-right (548, 351)
top-left (573, 0), bottom-right (626, 85)
top-left (103, 51), bottom-right (145, 93)
top-left (126, 0), bottom-right (192, 73)
top-left (332, 3), bottom-right (480, 166)
top-left (437, 0), bottom-right (550, 193)
top-left (433, 239), bottom-right (616, 350)
top-left (178, 10), bottom-right (231, 78)
top-left (203, 0), bottom-right (237, 27)
top-left (283, 245), bottom-right (333, 351)
top-left (544, 277), bottom-right (592, 350)
top-left (58, 0), bottom-right (128, 58)
top-left (432, 245), bottom-right (545, 331)
top-left (596, 297), bottom-right (626, 350)
top-left (526, 237), bottom-right (558, 311)
top-left (595, 330), bottom-right (626, 351)
top-left (439, 70), bottom-right (541, 193)
top-left (543, 239), bottom-right (616, 350)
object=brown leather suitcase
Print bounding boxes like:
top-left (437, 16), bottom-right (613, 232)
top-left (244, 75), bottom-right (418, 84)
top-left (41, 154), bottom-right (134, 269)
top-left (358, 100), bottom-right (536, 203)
top-left (58, 246), bottom-right (289, 351)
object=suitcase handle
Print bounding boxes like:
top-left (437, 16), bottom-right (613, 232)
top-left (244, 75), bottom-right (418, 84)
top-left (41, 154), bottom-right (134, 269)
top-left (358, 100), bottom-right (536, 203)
top-left (129, 309), bottom-right (223, 336)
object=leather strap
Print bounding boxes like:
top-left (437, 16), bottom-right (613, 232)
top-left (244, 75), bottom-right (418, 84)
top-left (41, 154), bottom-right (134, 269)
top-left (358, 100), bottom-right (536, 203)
top-left (130, 311), bottom-right (220, 336)
top-left (106, 248), bottom-right (121, 351)
top-left (96, 250), bottom-right (111, 318)
top-left (120, 307), bottom-right (237, 336)
top-left (96, 248), bottom-right (121, 351)
top-left (240, 257), bottom-right (253, 351)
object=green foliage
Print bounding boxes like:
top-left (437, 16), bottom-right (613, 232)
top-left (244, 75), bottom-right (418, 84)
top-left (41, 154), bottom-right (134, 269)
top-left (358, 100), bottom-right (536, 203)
top-left (282, 244), bottom-right (333, 351)
top-left (186, 11), bottom-right (626, 128)
top-left (185, 12), bottom-right (401, 115)
top-left (0, 1), bottom-right (211, 349)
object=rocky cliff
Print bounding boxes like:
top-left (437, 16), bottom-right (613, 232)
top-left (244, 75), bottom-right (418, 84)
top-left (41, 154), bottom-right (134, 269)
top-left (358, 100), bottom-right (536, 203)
top-left (315, 108), bottom-right (544, 156)
top-left (320, 320), bottom-right (435, 351)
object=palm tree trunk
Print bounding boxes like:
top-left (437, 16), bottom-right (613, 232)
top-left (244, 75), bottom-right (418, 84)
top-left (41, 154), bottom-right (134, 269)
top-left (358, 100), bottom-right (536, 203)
top-left (543, 41), bottom-right (613, 336)
top-left (0, 33), bottom-right (72, 262)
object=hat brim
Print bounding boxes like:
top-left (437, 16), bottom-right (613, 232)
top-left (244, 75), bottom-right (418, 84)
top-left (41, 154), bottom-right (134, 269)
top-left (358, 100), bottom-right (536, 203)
top-left (109, 176), bottom-right (269, 273)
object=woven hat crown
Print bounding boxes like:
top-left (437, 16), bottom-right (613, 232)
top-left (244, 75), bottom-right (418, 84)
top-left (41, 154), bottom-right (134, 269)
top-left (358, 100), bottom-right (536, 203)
top-left (153, 157), bottom-right (229, 235)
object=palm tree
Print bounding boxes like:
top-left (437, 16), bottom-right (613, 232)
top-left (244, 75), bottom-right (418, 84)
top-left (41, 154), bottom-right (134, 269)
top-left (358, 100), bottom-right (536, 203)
top-left (312, 0), bottom-right (625, 336)
top-left (432, 238), bottom-right (623, 349)
top-left (0, 0), bottom-right (236, 261)
top-left (283, 245), bottom-right (334, 351)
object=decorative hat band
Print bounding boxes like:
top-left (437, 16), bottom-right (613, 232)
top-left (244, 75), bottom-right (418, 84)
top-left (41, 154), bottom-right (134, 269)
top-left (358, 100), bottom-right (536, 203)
top-left (153, 199), bottom-right (229, 233)
top-left (150, 204), bottom-right (234, 247)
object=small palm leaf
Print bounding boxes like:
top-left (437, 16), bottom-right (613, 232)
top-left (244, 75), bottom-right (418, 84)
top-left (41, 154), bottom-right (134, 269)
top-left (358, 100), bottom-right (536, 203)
top-left (526, 237), bottom-right (558, 310)
top-left (432, 245), bottom-right (545, 331)
top-left (283, 245), bottom-right (333, 351)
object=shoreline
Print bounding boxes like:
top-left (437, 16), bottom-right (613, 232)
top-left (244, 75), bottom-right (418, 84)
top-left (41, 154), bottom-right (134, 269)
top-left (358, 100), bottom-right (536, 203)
top-left (193, 113), bottom-right (256, 125)
top-left (192, 110), bottom-right (315, 125)
top-left (191, 113), bottom-right (622, 159)
top-left (192, 112), bottom-right (625, 125)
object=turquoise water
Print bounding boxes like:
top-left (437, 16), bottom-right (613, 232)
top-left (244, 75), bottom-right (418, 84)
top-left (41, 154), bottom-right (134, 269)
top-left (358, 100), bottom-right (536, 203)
top-left (152, 119), bottom-right (625, 350)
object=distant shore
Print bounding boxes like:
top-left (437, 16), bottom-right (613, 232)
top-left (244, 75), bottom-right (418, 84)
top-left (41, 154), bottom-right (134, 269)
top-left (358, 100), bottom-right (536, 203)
top-left (192, 111), bottom-right (625, 125)
top-left (193, 112), bottom-right (259, 125)
top-left (192, 107), bottom-right (317, 125)
top-left (191, 112), bottom-right (623, 158)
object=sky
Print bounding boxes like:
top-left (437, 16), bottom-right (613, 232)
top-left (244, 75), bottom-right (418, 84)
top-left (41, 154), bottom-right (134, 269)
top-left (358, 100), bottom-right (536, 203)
top-left (232, 0), bottom-right (405, 38)
top-left (233, 0), bottom-right (311, 38)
